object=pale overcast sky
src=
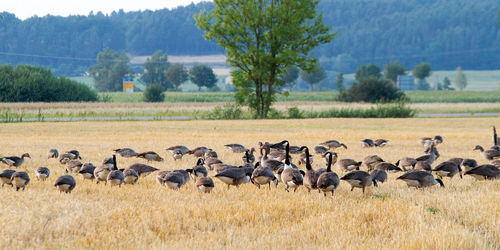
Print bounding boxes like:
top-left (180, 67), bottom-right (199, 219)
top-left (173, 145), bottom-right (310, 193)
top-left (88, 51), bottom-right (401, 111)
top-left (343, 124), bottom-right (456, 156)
top-left (1, 0), bottom-right (209, 20)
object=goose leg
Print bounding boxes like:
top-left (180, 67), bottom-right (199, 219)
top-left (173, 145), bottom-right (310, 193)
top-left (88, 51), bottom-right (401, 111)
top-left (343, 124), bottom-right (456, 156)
top-left (350, 186), bottom-right (354, 192)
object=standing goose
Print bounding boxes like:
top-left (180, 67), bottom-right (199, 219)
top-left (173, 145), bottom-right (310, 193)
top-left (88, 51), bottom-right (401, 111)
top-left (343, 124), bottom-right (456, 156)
top-left (374, 139), bottom-right (388, 147)
top-left (196, 176), bottom-right (215, 193)
top-left (36, 167), bottom-right (50, 181)
top-left (251, 162), bottom-right (278, 190)
top-left (395, 157), bottom-right (417, 171)
top-left (224, 144), bottom-right (247, 153)
top-left (0, 153), bottom-right (31, 168)
top-left (316, 152), bottom-right (340, 197)
top-left (187, 158), bottom-right (208, 180)
top-left (279, 140), bottom-right (303, 192)
top-left (114, 148), bottom-right (139, 157)
top-left (397, 170), bottom-right (444, 189)
top-left (242, 148), bottom-right (256, 163)
top-left (360, 139), bottom-right (375, 148)
top-left (187, 146), bottom-right (209, 157)
top-left (300, 146), bottom-right (317, 192)
top-left (370, 169), bottom-right (388, 183)
top-left (66, 160), bottom-right (83, 173)
top-left (414, 161), bottom-right (432, 172)
top-left (0, 169), bottom-right (16, 187)
top-left (319, 140), bottom-right (348, 150)
top-left (79, 163), bottom-right (96, 181)
top-left (214, 167), bottom-right (251, 189)
top-left (166, 145), bottom-right (190, 155)
top-left (54, 175), bottom-right (76, 193)
top-left (106, 155), bottom-right (124, 187)
top-left (363, 155), bottom-right (384, 171)
top-left (416, 144), bottom-right (439, 165)
top-left (137, 151), bottom-right (164, 162)
top-left (10, 171), bottom-right (30, 191)
top-left (316, 152), bottom-right (338, 181)
top-left (336, 159), bottom-right (362, 172)
top-left (374, 162), bottom-right (403, 172)
top-left (464, 164), bottom-right (500, 180)
top-left (127, 163), bottom-right (159, 177)
top-left (260, 143), bottom-right (285, 172)
top-left (473, 145), bottom-right (500, 161)
top-left (461, 158), bottom-right (478, 172)
top-left (340, 170), bottom-right (377, 193)
top-left (47, 149), bottom-right (59, 159)
top-left (123, 169), bottom-right (139, 185)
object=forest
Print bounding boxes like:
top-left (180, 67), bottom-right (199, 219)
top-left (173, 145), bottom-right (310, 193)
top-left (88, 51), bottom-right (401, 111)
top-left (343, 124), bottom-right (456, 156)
top-left (0, 0), bottom-right (498, 75)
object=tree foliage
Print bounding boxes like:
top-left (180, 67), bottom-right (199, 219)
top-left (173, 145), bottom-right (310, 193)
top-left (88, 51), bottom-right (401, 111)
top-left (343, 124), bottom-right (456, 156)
top-left (413, 63), bottom-right (432, 80)
top-left (453, 66), bottom-right (467, 90)
top-left (141, 50), bottom-right (171, 89)
top-left (143, 83), bottom-right (165, 102)
top-left (164, 63), bottom-right (188, 90)
top-left (88, 48), bottom-right (133, 92)
top-left (300, 65), bottom-right (326, 91)
top-left (384, 62), bottom-right (406, 83)
top-left (282, 65), bottom-right (299, 90)
top-left (338, 77), bottom-right (405, 103)
top-left (195, 0), bottom-right (334, 118)
top-left (442, 77), bottom-right (453, 90)
top-left (336, 72), bottom-right (344, 91)
top-left (355, 64), bottom-right (381, 81)
top-left (189, 64), bottom-right (217, 91)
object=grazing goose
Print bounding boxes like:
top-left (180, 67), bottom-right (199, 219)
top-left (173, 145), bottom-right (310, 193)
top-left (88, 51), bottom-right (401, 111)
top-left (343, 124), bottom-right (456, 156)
top-left (395, 157), bottom-right (417, 171)
top-left (279, 141), bottom-right (303, 192)
top-left (157, 171), bottom-right (187, 190)
top-left (137, 151), bottom-right (164, 162)
top-left (214, 163), bottom-right (235, 173)
top-left (204, 157), bottom-right (223, 171)
top-left (432, 161), bottom-right (462, 179)
top-left (300, 146), bottom-right (317, 192)
top-left (127, 163), bottom-right (159, 177)
top-left (94, 164), bottom-right (112, 184)
top-left (316, 152), bottom-right (340, 197)
top-left (251, 162), bottom-right (278, 189)
top-left (374, 162), bottom-right (402, 173)
top-left (123, 169), bottom-right (139, 185)
top-left (314, 146), bottom-right (328, 155)
top-left (58, 153), bottom-right (74, 164)
top-left (47, 149), bottom-right (59, 159)
top-left (196, 176), bottom-right (215, 193)
top-left (166, 145), bottom-right (190, 155)
top-left (106, 155), bottom-right (124, 187)
top-left (360, 139), bottom-right (375, 148)
top-left (0, 169), bottom-right (16, 187)
top-left (0, 153), bottom-right (30, 168)
top-left (169, 150), bottom-right (183, 161)
top-left (173, 169), bottom-right (191, 184)
top-left (224, 144), bottom-right (247, 153)
top-left (66, 160), bottom-right (83, 173)
top-left (102, 157), bottom-right (115, 168)
top-left (187, 146), bottom-right (209, 157)
top-left (370, 169), bottom-right (388, 183)
top-left (35, 167), bottom-right (50, 181)
top-left (204, 149), bottom-right (218, 159)
top-left (374, 139), bottom-right (388, 147)
top-left (336, 159), bottom-right (362, 172)
top-left (242, 148), bottom-right (256, 163)
top-left (416, 144), bottom-right (439, 165)
top-left (54, 175), bottom-right (76, 193)
top-left (397, 170), bottom-right (444, 189)
top-left (114, 148), bottom-right (139, 157)
top-left (414, 161), bottom-right (432, 172)
top-left (319, 140), bottom-right (348, 150)
top-left (448, 158), bottom-right (464, 166)
top-left (66, 150), bottom-right (82, 160)
top-left (464, 164), bottom-right (500, 180)
top-left (10, 171), bottom-right (30, 191)
top-left (473, 145), bottom-right (500, 161)
top-left (79, 163), bottom-right (96, 181)
top-left (214, 167), bottom-right (251, 190)
top-left (461, 158), bottom-right (478, 172)
top-left (340, 170), bottom-right (377, 193)
top-left (187, 158), bottom-right (208, 180)
top-left (363, 155), bottom-right (384, 171)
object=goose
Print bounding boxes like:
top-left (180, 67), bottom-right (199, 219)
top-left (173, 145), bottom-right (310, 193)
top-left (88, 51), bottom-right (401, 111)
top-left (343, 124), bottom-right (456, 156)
top-left (0, 153), bottom-right (30, 168)
top-left (461, 158), bottom-right (478, 172)
top-left (279, 140), bottom-right (303, 192)
top-left (314, 146), bottom-right (328, 155)
top-left (316, 152), bottom-right (340, 197)
top-left (214, 167), bottom-right (252, 190)
top-left (416, 144), bottom-right (439, 165)
top-left (58, 153), bottom-right (74, 164)
top-left (397, 170), bottom-right (444, 189)
top-left (157, 171), bottom-right (187, 190)
top-left (54, 175), bottom-right (76, 193)
top-left (224, 144), bottom-right (247, 153)
top-left (370, 169), bottom-right (387, 183)
top-left (242, 148), bottom-right (256, 163)
top-left (298, 152), bottom-right (314, 166)
top-left (173, 169), bottom-right (191, 184)
top-left (374, 139), bottom-right (388, 147)
top-left (336, 159), bottom-right (362, 172)
top-left (374, 162), bottom-right (402, 172)
top-left (94, 164), bottom-right (112, 184)
top-left (448, 158), bottom-right (464, 166)
top-left (66, 160), bottom-right (83, 173)
top-left (35, 167), bottom-right (50, 181)
top-left (414, 161), bottom-right (432, 172)
top-left (66, 150), bottom-right (82, 159)
top-left (102, 157), bottom-right (115, 168)
top-left (10, 171), bottom-right (30, 191)
top-left (47, 149), bottom-right (59, 159)
top-left (340, 170), bottom-right (377, 193)
top-left (0, 169), bottom-right (16, 187)
top-left (432, 161), bottom-right (462, 179)
top-left (251, 162), bottom-right (278, 190)
top-left (319, 140), bottom-right (348, 150)
top-left (300, 146), bottom-right (317, 192)
top-left (127, 163), bottom-right (159, 177)
top-left (137, 151), bottom-right (164, 162)
top-left (276, 163), bottom-right (302, 184)
top-left (360, 139), bottom-right (375, 147)
top-left (464, 164), bottom-right (500, 180)
top-left (204, 157), bottom-right (223, 171)
top-left (196, 176), bottom-right (215, 193)
top-left (316, 152), bottom-right (338, 180)
top-left (106, 155), bottom-right (124, 187)
top-left (395, 157), bottom-right (417, 171)
top-left (169, 150), bottom-right (183, 161)
top-left (260, 143), bottom-right (284, 172)
top-left (79, 163), bottom-right (96, 181)
top-left (420, 135), bottom-right (443, 147)
top-left (114, 148), bottom-right (139, 157)
top-left (204, 149), bottom-right (218, 159)
top-left (363, 155), bottom-right (384, 171)
top-left (289, 146), bottom-right (302, 154)
top-left (214, 163), bottom-right (235, 173)
top-left (241, 150), bottom-right (255, 169)
top-left (123, 169), bottom-right (139, 185)
top-left (491, 126), bottom-right (500, 150)
top-left (166, 145), bottom-right (190, 155)
top-left (186, 146), bottom-right (209, 157)
top-left (473, 145), bottom-right (500, 161)
top-left (187, 158), bottom-right (208, 180)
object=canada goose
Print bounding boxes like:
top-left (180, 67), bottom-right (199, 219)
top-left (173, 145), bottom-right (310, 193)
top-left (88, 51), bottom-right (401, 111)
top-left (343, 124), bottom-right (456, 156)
top-left (370, 169), bottom-right (387, 183)
top-left (360, 139), bottom-right (375, 147)
top-left (204, 149), bottom-right (218, 159)
top-left (374, 162), bottom-right (402, 173)
top-left (10, 171), bottom-right (30, 191)
top-left (0, 169), bottom-right (16, 187)
top-left (374, 139), bottom-right (388, 147)
top-left (137, 151), bottom-right (164, 162)
top-left (196, 176), bottom-right (215, 193)
top-left (448, 158), bottom-right (464, 166)
top-left (279, 141), bottom-right (303, 192)
top-left (242, 148), bottom-right (256, 163)
top-left (315, 152), bottom-right (338, 181)
top-left (58, 153), bottom-right (73, 164)
top-left (300, 146), bottom-right (317, 192)
top-left (214, 167), bottom-right (251, 190)
top-left (158, 171), bottom-right (187, 190)
top-left (416, 144), bottom-right (439, 165)
top-left (340, 170), bottom-right (377, 193)
top-left (397, 170), bottom-right (444, 189)
top-left (66, 160), bottom-right (83, 173)
top-left (260, 143), bottom-right (285, 172)
top-left (314, 146), bottom-right (328, 154)
top-left (473, 145), bottom-right (500, 161)
top-left (414, 161), bottom-right (432, 172)
top-left (94, 165), bottom-right (112, 184)
top-left (187, 158), bottom-right (208, 180)
top-left (113, 148), bottom-right (139, 157)
top-left (0, 153), bottom-right (30, 168)
top-left (319, 140), bottom-right (347, 150)
top-left (66, 150), bottom-right (82, 160)
top-left (204, 157), bottom-right (223, 171)
top-left (395, 157), bottom-right (417, 171)
top-left (214, 163), bottom-right (234, 173)
top-left (169, 150), bottom-right (184, 161)
top-left (106, 155), bottom-right (124, 187)
top-left (336, 159), bottom-right (362, 172)
top-left (79, 163), bottom-right (96, 181)
top-left (461, 158), bottom-right (478, 172)
top-left (123, 169), bottom-right (139, 185)
top-left (127, 163), bottom-right (159, 177)
top-left (54, 175), bottom-right (76, 193)
top-left (432, 161), bottom-right (462, 179)
top-left (464, 164), bottom-right (500, 180)
top-left (224, 144), bottom-right (247, 153)
top-left (166, 145), bottom-right (190, 155)
top-left (363, 155), bottom-right (384, 171)
top-left (316, 152), bottom-right (340, 197)
top-left (35, 167), bottom-right (50, 181)
top-left (102, 157), bottom-right (115, 168)
top-left (420, 135), bottom-right (443, 147)
top-left (298, 152), bottom-right (314, 166)
top-left (251, 162), bottom-right (278, 189)
top-left (186, 146), bottom-right (209, 157)
top-left (173, 169), bottom-right (191, 184)
top-left (276, 163), bottom-right (300, 183)
top-left (47, 149), bottom-right (59, 159)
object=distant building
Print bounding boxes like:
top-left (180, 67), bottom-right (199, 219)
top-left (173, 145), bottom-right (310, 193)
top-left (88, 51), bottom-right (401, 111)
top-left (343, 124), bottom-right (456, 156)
top-left (397, 75), bottom-right (414, 90)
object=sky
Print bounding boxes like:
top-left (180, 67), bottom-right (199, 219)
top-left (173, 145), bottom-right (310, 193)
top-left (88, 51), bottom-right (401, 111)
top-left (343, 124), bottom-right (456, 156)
top-left (1, 0), bottom-right (208, 20)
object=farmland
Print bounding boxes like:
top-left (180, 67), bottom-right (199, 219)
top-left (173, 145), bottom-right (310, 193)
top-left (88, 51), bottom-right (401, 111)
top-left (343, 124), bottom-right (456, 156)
top-left (0, 118), bottom-right (500, 248)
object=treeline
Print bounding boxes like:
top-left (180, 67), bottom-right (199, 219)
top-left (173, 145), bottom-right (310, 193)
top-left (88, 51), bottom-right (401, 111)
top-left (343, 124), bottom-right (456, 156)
top-left (0, 0), bottom-right (499, 75)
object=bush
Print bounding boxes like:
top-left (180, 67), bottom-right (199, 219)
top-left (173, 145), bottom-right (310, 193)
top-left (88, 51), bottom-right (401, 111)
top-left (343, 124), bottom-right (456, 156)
top-left (205, 103), bottom-right (242, 120)
top-left (338, 77), bottom-right (406, 103)
top-left (0, 64), bottom-right (98, 102)
top-left (287, 106), bottom-right (304, 119)
top-left (143, 83), bottom-right (165, 102)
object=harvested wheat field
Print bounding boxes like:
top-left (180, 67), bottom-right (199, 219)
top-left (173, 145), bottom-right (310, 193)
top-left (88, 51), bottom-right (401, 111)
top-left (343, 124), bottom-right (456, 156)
top-left (1, 118), bottom-right (500, 249)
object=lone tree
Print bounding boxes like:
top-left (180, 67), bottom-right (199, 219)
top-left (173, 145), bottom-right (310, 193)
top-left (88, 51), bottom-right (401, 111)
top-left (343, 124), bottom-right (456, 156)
top-left (413, 62), bottom-right (432, 90)
top-left (453, 66), bottom-right (467, 90)
top-left (355, 64), bottom-right (381, 81)
top-left (189, 64), bottom-right (218, 91)
top-left (88, 48), bottom-right (133, 92)
top-left (384, 62), bottom-right (406, 84)
top-left (195, 0), bottom-right (334, 118)
top-left (282, 65), bottom-right (299, 91)
top-left (141, 50), bottom-right (171, 89)
top-left (165, 63), bottom-right (188, 90)
top-left (300, 64), bottom-right (326, 91)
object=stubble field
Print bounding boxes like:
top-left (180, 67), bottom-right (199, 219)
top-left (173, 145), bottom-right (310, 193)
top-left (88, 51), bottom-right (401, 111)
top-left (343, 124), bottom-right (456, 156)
top-left (1, 118), bottom-right (500, 249)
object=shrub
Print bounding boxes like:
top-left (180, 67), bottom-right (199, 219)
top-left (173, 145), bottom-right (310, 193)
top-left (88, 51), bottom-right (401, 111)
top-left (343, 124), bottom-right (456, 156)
top-left (206, 103), bottom-right (242, 120)
top-left (143, 83), bottom-right (165, 102)
top-left (287, 106), bottom-right (304, 119)
top-left (338, 77), bottom-right (406, 103)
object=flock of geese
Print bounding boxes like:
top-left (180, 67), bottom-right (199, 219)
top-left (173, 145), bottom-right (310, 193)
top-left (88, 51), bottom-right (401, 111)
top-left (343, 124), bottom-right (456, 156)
top-left (1, 127), bottom-right (500, 196)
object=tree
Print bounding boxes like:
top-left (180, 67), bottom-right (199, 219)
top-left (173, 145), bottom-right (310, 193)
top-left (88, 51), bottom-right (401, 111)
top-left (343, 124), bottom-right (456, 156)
top-left (164, 63), bottom-right (188, 90)
top-left (453, 66), bottom-right (467, 90)
top-left (195, 0), bottom-right (334, 118)
top-left (338, 77), bottom-right (405, 103)
top-left (384, 62), bottom-right (406, 83)
top-left (442, 77), bottom-right (453, 90)
top-left (143, 83), bottom-right (165, 102)
top-left (355, 64), bottom-right (381, 81)
top-left (88, 48), bottom-right (133, 92)
top-left (300, 65), bottom-right (326, 91)
top-left (189, 64), bottom-right (218, 91)
top-left (415, 79), bottom-right (430, 90)
top-left (413, 62), bottom-right (431, 80)
top-left (336, 72), bottom-right (344, 91)
top-left (282, 66), bottom-right (299, 91)
top-left (141, 50), bottom-right (171, 89)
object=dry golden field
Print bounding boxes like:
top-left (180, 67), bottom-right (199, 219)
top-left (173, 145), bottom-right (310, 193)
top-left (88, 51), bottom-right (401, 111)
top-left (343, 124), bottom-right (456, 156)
top-left (1, 118), bottom-right (500, 249)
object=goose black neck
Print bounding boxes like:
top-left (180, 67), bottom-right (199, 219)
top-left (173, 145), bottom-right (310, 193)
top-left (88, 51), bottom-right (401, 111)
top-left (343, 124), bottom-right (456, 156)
top-left (284, 142), bottom-right (290, 165)
top-left (112, 154), bottom-right (117, 170)
top-left (304, 148), bottom-right (312, 170)
top-left (245, 150), bottom-right (250, 163)
top-left (326, 153), bottom-right (333, 172)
